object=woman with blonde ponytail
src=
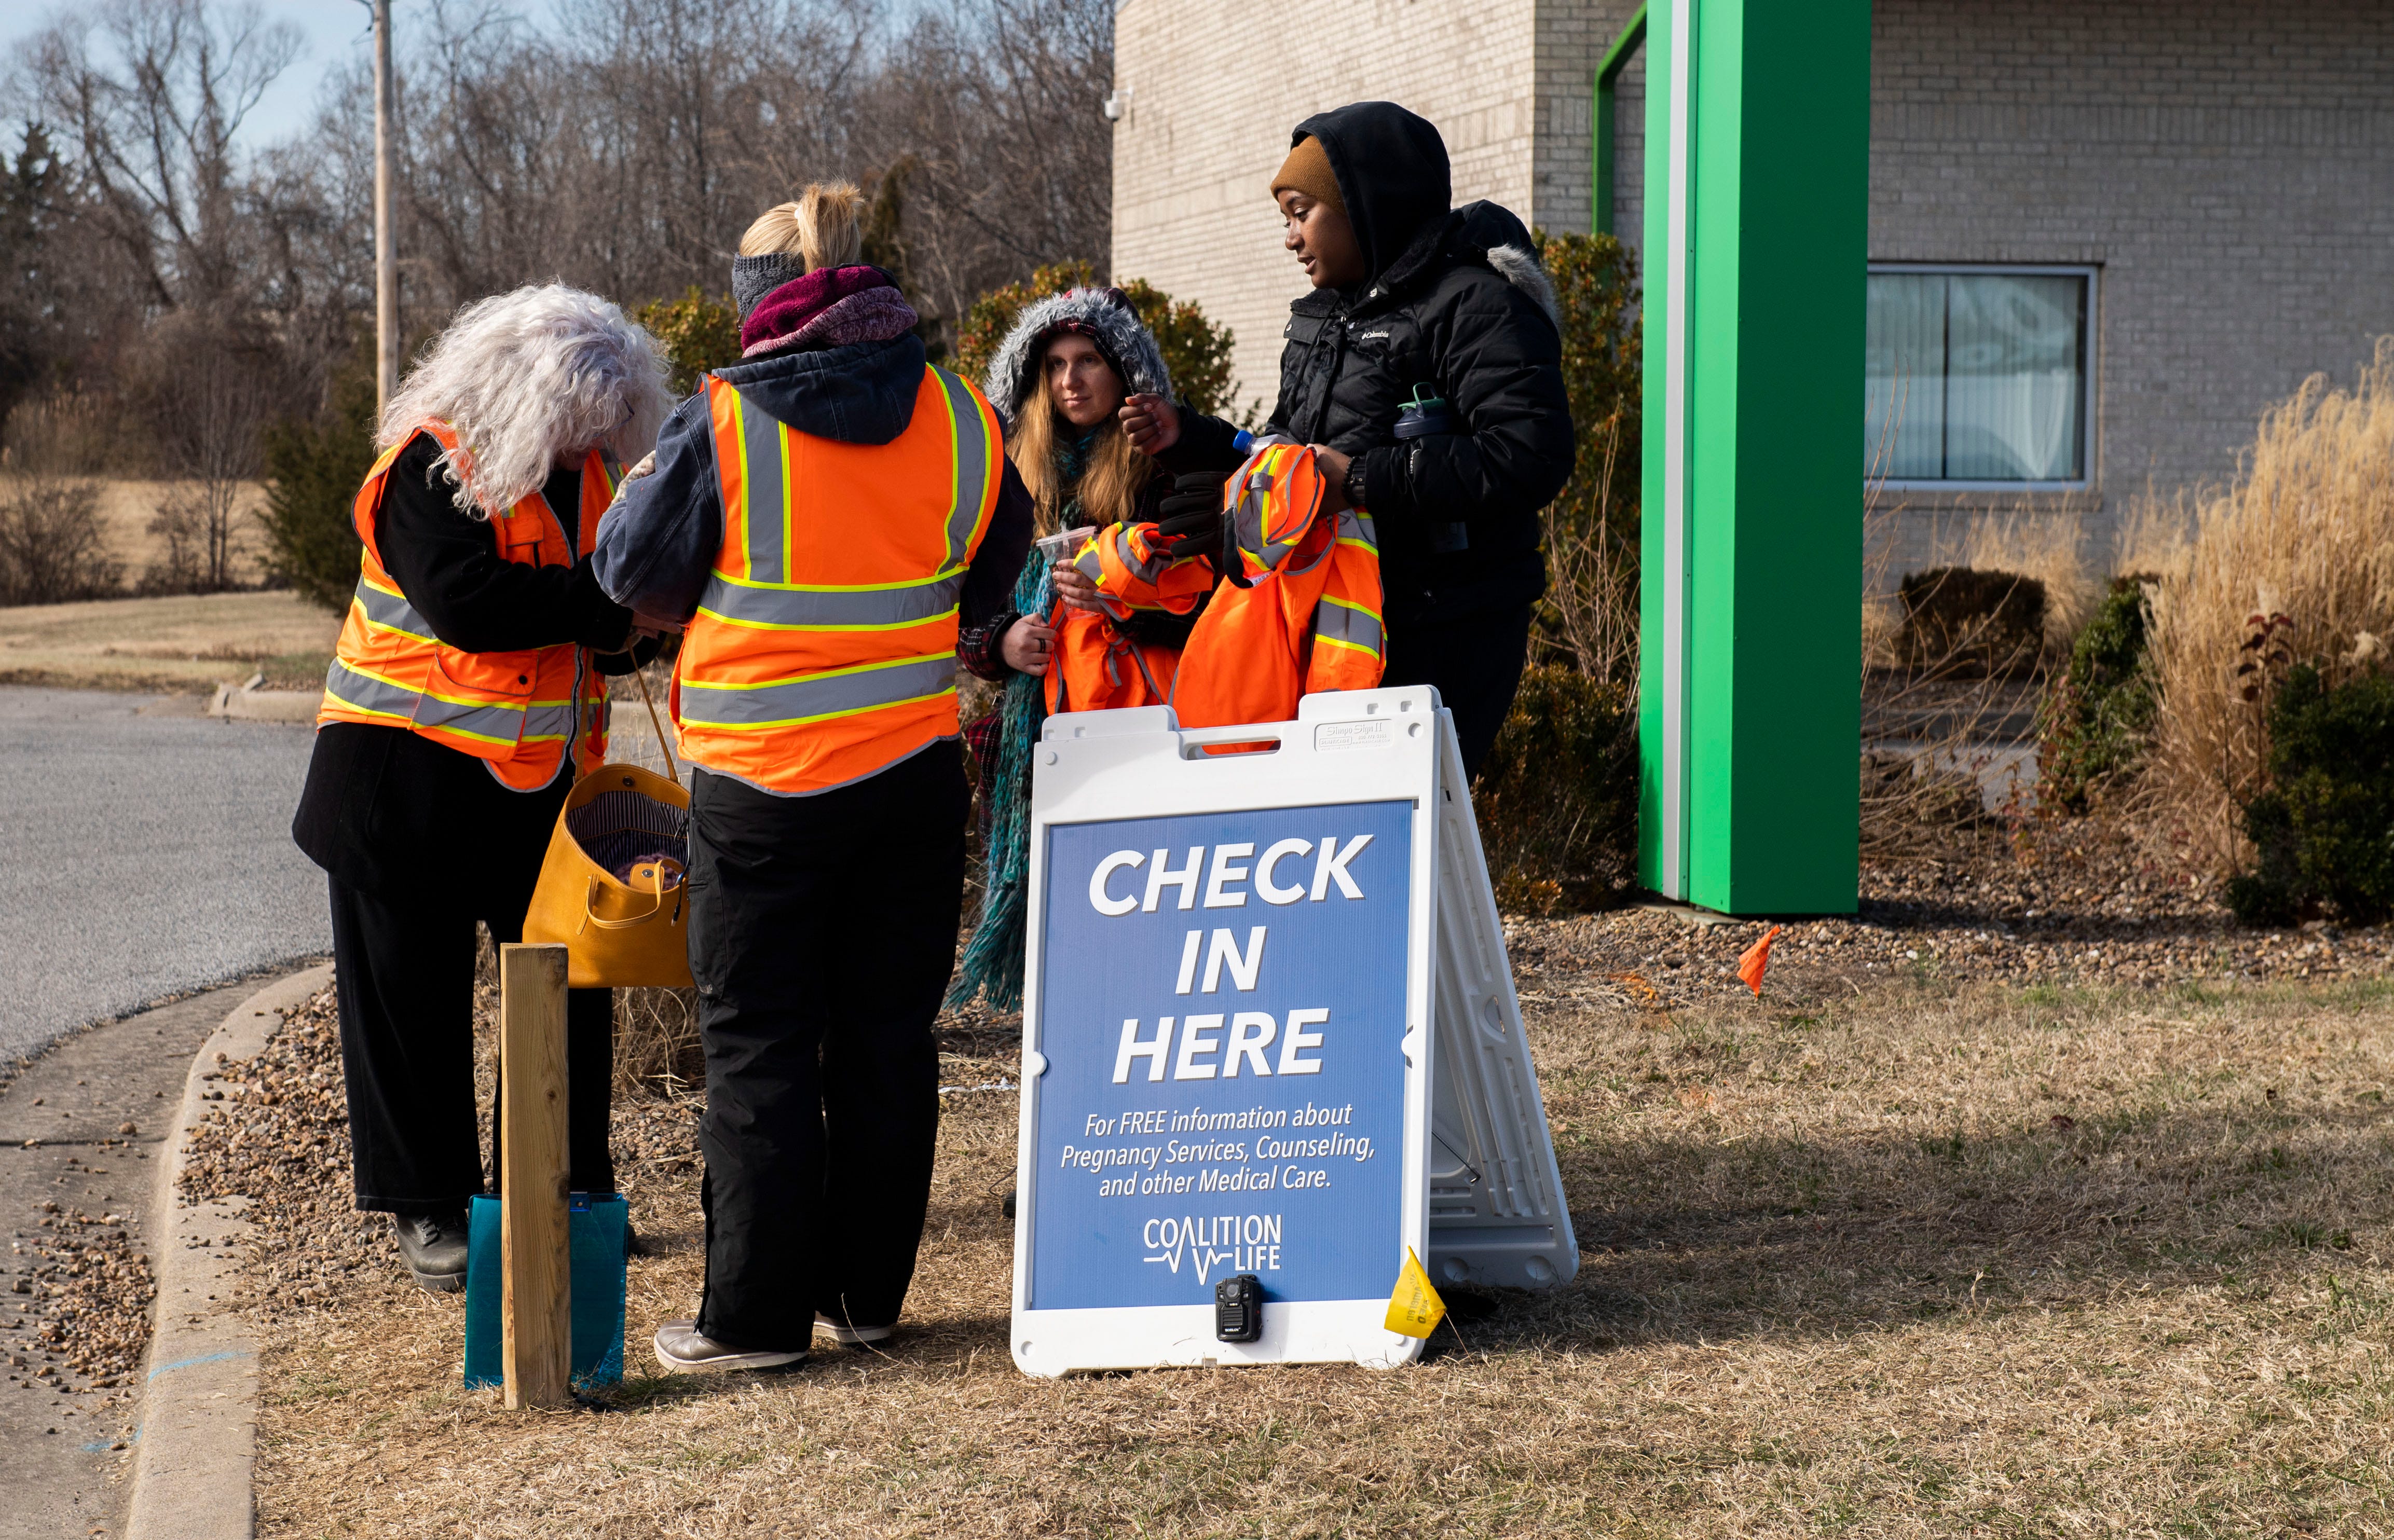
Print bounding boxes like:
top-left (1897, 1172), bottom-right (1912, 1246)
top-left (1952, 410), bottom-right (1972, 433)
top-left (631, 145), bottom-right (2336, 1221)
top-left (595, 184), bottom-right (1035, 1374)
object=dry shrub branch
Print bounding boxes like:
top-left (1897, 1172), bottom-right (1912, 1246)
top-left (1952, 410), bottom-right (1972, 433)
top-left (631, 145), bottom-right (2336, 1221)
top-left (2149, 336), bottom-right (2394, 866)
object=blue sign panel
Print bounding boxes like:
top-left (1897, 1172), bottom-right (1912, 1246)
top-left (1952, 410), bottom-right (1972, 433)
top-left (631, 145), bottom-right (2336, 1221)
top-left (1029, 799), bottom-right (1414, 1311)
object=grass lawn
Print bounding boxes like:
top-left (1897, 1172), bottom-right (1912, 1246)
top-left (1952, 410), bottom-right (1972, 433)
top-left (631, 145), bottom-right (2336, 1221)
top-left (249, 957), bottom-right (2394, 1537)
top-left (0, 589), bottom-right (338, 692)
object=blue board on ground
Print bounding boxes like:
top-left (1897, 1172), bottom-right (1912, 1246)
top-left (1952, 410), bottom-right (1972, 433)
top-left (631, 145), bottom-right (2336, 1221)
top-left (463, 1192), bottom-right (628, 1390)
top-left (1011, 687), bottom-right (1575, 1377)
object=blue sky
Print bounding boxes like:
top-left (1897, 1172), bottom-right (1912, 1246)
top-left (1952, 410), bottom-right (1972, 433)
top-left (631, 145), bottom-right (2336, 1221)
top-left (5, 2), bottom-right (423, 149)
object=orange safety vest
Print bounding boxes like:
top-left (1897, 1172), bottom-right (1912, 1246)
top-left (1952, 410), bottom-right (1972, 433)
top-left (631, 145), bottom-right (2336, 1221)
top-left (317, 421), bottom-right (616, 791)
top-left (1047, 603), bottom-right (1180, 714)
top-left (673, 365), bottom-right (1002, 796)
top-left (1079, 440), bottom-right (1384, 729)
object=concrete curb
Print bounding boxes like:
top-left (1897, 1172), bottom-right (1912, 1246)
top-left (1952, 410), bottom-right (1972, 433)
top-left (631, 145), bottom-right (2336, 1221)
top-left (125, 962), bottom-right (334, 1540)
top-left (206, 684), bottom-right (318, 723)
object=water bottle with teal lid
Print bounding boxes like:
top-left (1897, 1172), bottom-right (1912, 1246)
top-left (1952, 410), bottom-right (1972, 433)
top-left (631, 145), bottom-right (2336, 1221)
top-left (1393, 384), bottom-right (1467, 552)
top-left (1393, 382), bottom-right (1455, 440)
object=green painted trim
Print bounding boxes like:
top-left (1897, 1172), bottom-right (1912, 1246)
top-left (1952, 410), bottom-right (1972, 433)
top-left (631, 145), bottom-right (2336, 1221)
top-left (1593, 6), bottom-right (1647, 237)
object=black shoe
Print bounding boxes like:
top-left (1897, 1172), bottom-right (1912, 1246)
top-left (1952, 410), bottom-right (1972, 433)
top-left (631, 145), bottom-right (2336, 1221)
top-left (1002, 1190), bottom-right (1017, 1220)
top-left (393, 1210), bottom-right (469, 1292)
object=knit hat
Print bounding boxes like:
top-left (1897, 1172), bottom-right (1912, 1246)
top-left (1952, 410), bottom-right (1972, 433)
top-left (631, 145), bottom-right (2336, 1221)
top-left (1271, 134), bottom-right (1345, 213)
top-left (732, 253), bottom-right (808, 321)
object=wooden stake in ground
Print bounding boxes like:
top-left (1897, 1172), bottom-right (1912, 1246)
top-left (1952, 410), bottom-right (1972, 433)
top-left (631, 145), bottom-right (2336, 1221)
top-left (499, 942), bottom-right (571, 1410)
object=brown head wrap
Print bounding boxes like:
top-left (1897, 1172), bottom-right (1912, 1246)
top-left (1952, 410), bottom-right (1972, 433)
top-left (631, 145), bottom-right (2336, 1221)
top-left (1270, 134), bottom-right (1345, 213)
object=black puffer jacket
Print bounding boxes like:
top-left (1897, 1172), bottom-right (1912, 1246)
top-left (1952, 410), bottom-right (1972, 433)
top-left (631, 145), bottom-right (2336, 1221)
top-left (1164, 103), bottom-right (1575, 630)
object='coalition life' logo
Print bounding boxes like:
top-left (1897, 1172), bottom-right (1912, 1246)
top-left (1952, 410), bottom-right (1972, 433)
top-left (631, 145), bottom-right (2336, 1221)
top-left (1142, 1213), bottom-right (1287, 1284)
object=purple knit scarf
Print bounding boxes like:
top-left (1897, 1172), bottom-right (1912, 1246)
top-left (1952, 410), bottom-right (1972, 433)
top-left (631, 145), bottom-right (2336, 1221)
top-left (738, 264), bottom-right (919, 358)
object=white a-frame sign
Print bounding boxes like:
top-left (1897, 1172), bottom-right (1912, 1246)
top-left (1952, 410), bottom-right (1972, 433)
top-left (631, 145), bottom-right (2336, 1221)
top-left (1009, 686), bottom-right (1577, 1377)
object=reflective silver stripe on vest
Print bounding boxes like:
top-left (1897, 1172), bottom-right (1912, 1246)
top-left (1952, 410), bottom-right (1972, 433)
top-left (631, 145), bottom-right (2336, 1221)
top-left (411, 685), bottom-right (528, 746)
top-left (716, 367), bottom-right (991, 622)
top-left (1313, 595), bottom-right (1384, 657)
top-left (323, 657), bottom-right (529, 746)
top-left (353, 575), bottom-right (435, 642)
top-left (677, 653), bottom-right (958, 731)
top-left (694, 570), bottom-right (965, 631)
top-left (521, 700), bottom-right (580, 744)
top-left (927, 367), bottom-right (993, 568)
top-left (1336, 505), bottom-right (1379, 552)
top-left (321, 657), bottom-right (418, 722)
top-left (736, 394), bottom-right (789, 584)
top-left (1233, 458), bottom-right (1306, 574)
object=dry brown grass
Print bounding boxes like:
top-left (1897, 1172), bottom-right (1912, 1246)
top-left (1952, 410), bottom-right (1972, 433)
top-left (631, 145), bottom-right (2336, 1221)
top-left (252, 963), bottom-right (2394, 1537)
top-left (0, 588), bottom-right (339, 691)
top-left (2148, 338), bottom-right (2394, 868)
top-left (0, 472), bottom-right (272, 585)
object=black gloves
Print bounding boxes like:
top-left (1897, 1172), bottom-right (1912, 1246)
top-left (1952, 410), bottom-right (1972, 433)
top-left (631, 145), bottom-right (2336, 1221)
top-left (593, 631), bottom-right (666, 676)
top-left (1145, 470), bottom-right (1242, 582)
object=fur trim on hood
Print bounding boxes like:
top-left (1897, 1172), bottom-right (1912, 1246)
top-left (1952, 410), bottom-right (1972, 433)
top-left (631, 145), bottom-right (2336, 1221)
top-left (1485, 243), bottom-right (1562, 331)
top-left (980, 286), bottom-right (1174, 429)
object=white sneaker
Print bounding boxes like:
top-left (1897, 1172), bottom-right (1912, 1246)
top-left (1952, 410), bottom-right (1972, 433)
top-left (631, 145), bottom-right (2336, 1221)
top-left (813, 1312), bottom-right (894, 1346)
top-left (651, 1319), bottom-right (808, 1374)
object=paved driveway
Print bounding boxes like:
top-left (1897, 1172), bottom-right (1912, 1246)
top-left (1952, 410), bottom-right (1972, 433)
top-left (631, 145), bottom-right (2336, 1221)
top-left (0, 688), bottom-right (329, 1063)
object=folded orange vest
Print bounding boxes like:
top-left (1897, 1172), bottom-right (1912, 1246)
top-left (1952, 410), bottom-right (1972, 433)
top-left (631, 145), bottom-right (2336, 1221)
top-left (1077, 440), bottom-right (1384, 729)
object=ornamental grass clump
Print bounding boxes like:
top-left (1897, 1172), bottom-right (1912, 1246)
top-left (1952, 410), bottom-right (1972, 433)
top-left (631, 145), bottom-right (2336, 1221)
top-left (2148, 338), bottom-right (2394, 863)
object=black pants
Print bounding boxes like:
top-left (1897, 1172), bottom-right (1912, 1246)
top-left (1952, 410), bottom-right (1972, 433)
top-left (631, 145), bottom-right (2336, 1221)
top-left (1383, 602), bottom-right (1536, 781)
top-left (329, 877), bottom-right (616, 1214)
top-left (687, 745), bottom-right (969, 1351)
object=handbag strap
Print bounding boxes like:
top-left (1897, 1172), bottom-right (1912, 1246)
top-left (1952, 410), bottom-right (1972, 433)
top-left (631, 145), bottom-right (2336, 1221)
top-left (632, 663), bottom-right (680, 787)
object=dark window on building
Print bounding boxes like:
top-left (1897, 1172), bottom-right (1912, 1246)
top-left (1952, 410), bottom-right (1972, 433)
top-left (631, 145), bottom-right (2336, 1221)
top-left (1866, 266), bottom-right (2094, 486)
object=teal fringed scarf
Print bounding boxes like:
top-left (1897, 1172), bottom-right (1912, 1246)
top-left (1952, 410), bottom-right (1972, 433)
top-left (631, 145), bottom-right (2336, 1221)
top-left (947, 545), bottom-right (1055, 1011)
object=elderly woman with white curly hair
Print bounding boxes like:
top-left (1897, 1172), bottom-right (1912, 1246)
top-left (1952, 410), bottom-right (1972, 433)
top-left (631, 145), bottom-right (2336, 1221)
top-left (292, 284), bottom-right (672, 1292)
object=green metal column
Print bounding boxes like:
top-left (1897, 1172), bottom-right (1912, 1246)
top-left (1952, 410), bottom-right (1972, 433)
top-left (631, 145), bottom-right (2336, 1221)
top-left (1636, 0), bottom-right (1869, 915)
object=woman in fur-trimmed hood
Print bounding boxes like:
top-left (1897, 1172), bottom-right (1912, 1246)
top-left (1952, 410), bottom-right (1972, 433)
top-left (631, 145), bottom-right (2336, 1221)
top-left (1120, 101), bottom-right (1576, 779)
top-left (978, 285), bottom-right (1175, 542)
top-left (945, 286), bottom-right (1215, 1016)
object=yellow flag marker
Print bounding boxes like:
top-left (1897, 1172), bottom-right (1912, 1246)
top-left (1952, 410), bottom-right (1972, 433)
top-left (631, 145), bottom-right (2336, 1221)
top-left (1384, 1246), bottom-right (1446, 1339)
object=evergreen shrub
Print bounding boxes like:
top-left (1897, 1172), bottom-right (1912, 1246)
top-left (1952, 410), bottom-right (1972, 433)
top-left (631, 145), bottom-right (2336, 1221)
top-left (2225, 663), bottom-right (2394, 926)
top-left (259, 342), bottom-right (376, 612)
top-left (636, 288), bottom-right (742, 398)
top-left (1472, 666), bottom-right (1638, 913)
top-left (2036, 577), bottom-right (2158, 813)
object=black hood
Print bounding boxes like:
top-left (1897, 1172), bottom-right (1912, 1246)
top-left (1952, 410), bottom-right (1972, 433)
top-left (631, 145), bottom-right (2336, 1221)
top-left (709, 332), bottom-right (927, 446)
top-left (1290, 102), bottom-right (1452, 283)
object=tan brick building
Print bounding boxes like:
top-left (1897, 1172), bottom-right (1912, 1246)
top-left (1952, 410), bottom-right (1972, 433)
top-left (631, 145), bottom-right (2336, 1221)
top-left (1111, 0), bottom-right (2394, 569)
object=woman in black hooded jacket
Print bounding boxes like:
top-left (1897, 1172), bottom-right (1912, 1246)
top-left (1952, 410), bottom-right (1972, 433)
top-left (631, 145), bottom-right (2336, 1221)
top-left (1122, 100), bottom-right (1574, 777)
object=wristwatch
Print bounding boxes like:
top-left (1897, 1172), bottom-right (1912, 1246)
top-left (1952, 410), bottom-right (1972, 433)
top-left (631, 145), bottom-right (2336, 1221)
top-left (1342, 454), bottom-right (1370, 512)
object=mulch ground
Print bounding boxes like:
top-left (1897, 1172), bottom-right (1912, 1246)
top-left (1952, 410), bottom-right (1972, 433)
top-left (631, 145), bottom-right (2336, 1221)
top-left (1556, 812), bottom-right (2392, 1014)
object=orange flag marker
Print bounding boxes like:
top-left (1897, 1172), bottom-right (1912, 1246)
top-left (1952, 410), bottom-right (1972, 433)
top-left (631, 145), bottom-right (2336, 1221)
top-left (1735, 925), bottom-right (1783, 997)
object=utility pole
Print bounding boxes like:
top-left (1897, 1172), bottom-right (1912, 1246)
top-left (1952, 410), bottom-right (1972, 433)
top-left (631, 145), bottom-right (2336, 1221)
top-left (373, 0), bottom-right (398, 415)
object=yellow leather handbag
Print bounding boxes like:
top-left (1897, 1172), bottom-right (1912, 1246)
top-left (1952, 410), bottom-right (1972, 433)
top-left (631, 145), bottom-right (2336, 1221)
top-left (523, 669), bottom-right (694, 988)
